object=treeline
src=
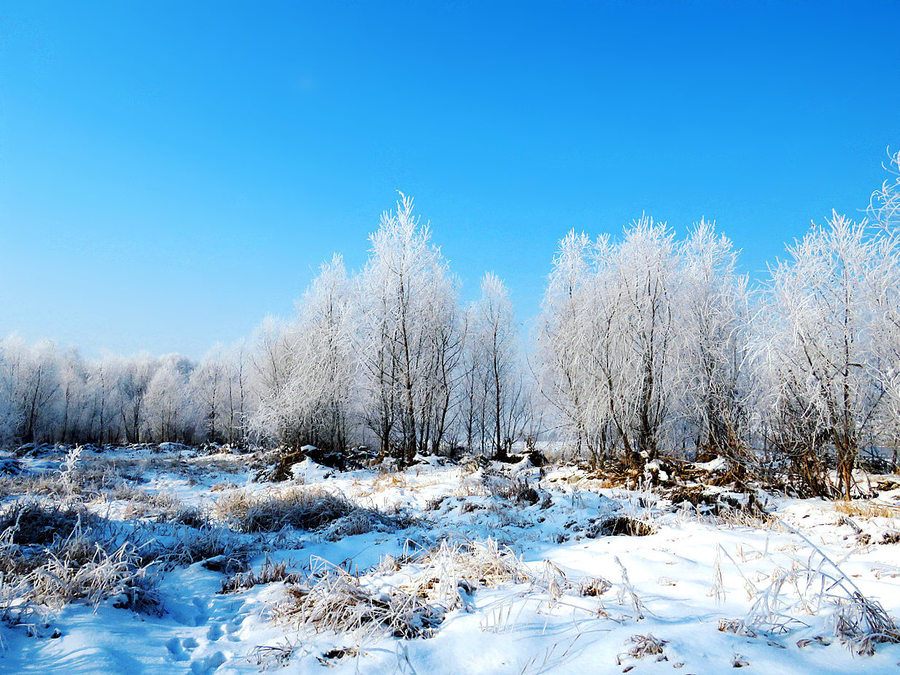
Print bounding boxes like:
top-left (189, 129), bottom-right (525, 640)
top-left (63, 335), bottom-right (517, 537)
top-left (0, 340), bottom-right (252, 448)
top-left (2, 152), bottom-right (899, 498)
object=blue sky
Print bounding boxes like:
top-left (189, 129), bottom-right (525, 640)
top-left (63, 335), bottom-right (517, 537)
top-left (1, 1), bottom-right (898, 358)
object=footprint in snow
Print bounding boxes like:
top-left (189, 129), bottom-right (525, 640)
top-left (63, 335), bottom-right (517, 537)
top-left (190, 651), bottom-right (226, 675)
top-left (168, 597), bottom-right (210, 627)
top-left (166, 636), bottom-right (199, 662)
top-left (165, 637), bottom-right (188, 662)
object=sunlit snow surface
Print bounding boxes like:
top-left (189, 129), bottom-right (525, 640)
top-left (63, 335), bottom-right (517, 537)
top-left (2, 445), bottom-right (900, 674)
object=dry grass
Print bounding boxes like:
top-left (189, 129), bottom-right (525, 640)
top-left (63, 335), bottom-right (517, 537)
top-left (588, 516), bottom-right (655, 538)
top-left (0, 502), bottom-right (101, 551)
top-left (27, 532), bottom-right (160, 614)
top-left (618, 633), bottom-right (668, 663)
top-left (0, 502), bottom-right (160, 615)
top-left (221, 557), bottom-right (302, 593)
top-left (153, 525), bottom-right (251, 574)
top-left (738, 522), bottom-right (900, 655)
top-left (249, 640), bottom-right (297, 670)
top-left (214, 487), bottom-right (406, 538)
top-left (483, 474), bottom-right (540, 505)
top-left (275, 558), bottom-right (444, 639)
top-left (274, 538), bottom-right (546, 641)
top-left (835, 500), bottom-right (900, 520)
top-left (579, 576), bottom-right (612, 597)
top-left (214, 487), bottom-right (356, 533)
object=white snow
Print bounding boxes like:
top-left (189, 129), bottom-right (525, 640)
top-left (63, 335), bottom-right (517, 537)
top-left (2, 446), bottom-right (900, 673)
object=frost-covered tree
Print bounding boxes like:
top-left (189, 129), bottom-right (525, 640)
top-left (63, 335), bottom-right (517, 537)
top-left (115, 353), bottom-right (158, 444)
top-left (758, 213), bottom-right (889, 497)
top-left (193, 346), bottom-right (232, 444)
top-left (536, 230), bottom-right (597, 460)
top-left (538, 219), bottom-right (679, 467)
top-left (676, 220), bottom-right (752, 461)
top-left (57, 348), bottom-right (89, 444)
top-left (466, 273), bottom-right (525, 459)
top-left (0, 336), bottom-right (62, 444)
top-left (357, 195), bottom-right (461, 463)
top-left (144, 355), bottom-right (194, 443)
top-left (869, 149), bottom-right (900, 230)
top-left (254, 255), bottom-right (359, 451)
top-left (608, 217), bottom-right (679, 463)
top-left (250, 316), bottom-right (295, 445)
top-left (0, 336), bottom-right (26, 445)
top-left (221, 340), bottom-right (253, 445)
top-left (294, 254), bottom-right (358, 451)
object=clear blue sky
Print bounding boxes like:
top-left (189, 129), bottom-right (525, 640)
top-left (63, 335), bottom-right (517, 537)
top-left (1, 1), bottom-right (898, 358)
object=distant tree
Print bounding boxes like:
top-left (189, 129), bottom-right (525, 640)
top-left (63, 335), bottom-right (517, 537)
top-left (57, 348), bottom-right (88, 444)
top-left (1, 337), bottom-right (63, 444)
top-left (223, 340), bottom-right (252, 445)
top-left (287, 254), bottom-right (358, 450)
top-left (116, 353), bottom-right (157, 444)
top-left (250, 316), bottom-right (296, 445)
top-left (538, 218), bottom-right (679, 468)
top-left (144, 355), bottom-right (194, 443)
top-left (467, 272), bottom-right (523, 459)
top-left (191, 346), bottom-right (226, 444)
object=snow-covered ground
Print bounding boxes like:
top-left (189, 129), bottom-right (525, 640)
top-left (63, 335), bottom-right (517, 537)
top-left (2, 446), bottom-right (900, 673)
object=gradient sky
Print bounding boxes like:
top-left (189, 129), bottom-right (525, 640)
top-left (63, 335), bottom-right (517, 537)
top-left (1, 1), bottom-right (898, 358)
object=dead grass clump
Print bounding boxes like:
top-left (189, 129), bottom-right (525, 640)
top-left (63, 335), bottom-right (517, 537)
top-left (319, 510), bottom-right (398, 541)
top-left (484, 474), bottom-right (540, 505)
top-left (718, 618), bottom-right (753, 636)
top-left (167, 505), bottom-right (210, 529)
top-left (831, 592), bottom-right (900, 655)
top-left (215, 488), bottom-right (355, 533)
top-left (250, 640), bottom-right (297, 670)
top-left (275, 559), bottom-right (444, 639)
top-left (215, 487), bottom-right (403, 536)
top-left (459, 500), bottom-right (483, 514)
top-left (881, 531), bottom-right (900, 545)
top-left (580, 576), bottom-right (612, 597)
top-left (221, 558), bottom-right (302, 593)
top-left (670, 487), bottom-right (772, 526)
top-left (165, 526), bottom-right (249, 573)
top-left (835, 500), bottom-right (900, 520)
top-left (0, 457), bottom-right (25, 476)
top-left (618, 633), bottom-right (668, 664)
top-left (316, 646), bottom-right (360, 667)
top-left (0, 506), bottom-right (160, 615)
top-left (275, 538), bottom-right (539, 641)
top-left (27, 531), bottom-right (161, 614)
top-left (373, 471), bottom-right (408, 491)
top-left (592, 516), bottom-right (655, 537)
top-left (411, 539), bottom-right (532, 598)
top-left (0, 502), bottom-right (102, 548)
